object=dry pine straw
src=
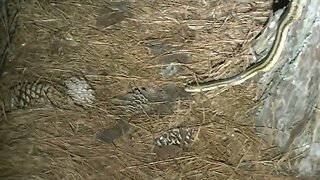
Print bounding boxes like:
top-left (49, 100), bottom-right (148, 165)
top-left (0, 0), bottom-right (296, 179)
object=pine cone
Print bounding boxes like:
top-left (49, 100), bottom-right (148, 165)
top-left (1, 81), bottom-right (70, 110)
top-left (154, 127), bottom-right (196, 149)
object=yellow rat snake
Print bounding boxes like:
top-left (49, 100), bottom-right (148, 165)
top-left (185, 0), bottom-right (305, 93)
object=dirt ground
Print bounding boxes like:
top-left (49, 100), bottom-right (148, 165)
top-left (0, 0), bottom-right (297, 179)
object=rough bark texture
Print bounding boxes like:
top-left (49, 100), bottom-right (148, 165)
top-left (253, 0), bottom-right (320, 177)
top-left (0, 0), bottom-right (19, 74)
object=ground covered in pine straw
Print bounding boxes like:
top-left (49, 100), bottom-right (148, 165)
top-left (0, 0), bottom-right (296, 179)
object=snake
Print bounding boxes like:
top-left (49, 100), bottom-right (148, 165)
top-left (184, 0), bottom-right (305, 93)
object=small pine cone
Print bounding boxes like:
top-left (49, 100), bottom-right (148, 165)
top-left (154, 127), bottom-right (196, 149)
top-left (2, 82), bottom-right (48, 109)
top-left (111, 86), bottom-right (184, 115)
top-left (1, 81), bottom-right (69, 110)
top-left (64, 76), bottom-right (95, 105)
top-left (112, 87), bottom-right (152, 115)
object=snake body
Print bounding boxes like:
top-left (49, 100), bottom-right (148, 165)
top-left (185, 0), bottom-right (305, 93)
